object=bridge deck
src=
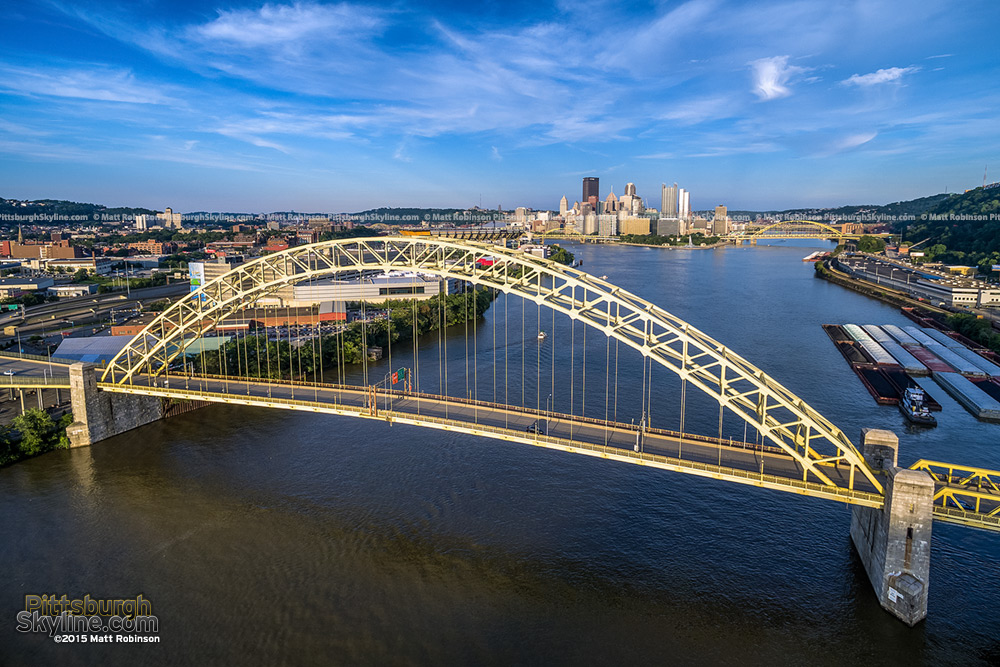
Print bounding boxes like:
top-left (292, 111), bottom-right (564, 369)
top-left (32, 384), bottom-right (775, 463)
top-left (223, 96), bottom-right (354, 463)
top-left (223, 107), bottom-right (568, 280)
top-left (104, 375), bottom-right (889, 501)
top-left (94, 376), bottom-right (1000, 532)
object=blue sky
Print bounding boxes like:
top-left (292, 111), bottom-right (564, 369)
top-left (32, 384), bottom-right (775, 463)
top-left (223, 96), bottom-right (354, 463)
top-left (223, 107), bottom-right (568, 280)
top-left (2, 0), bottom-right (999, 212)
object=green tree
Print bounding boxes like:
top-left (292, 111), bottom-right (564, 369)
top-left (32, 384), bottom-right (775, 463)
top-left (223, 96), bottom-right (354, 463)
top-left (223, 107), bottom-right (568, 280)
top-left (549, 244), bottom-right (575, 265)
top-left (13, 409), bottom-right (55, 457)
top-left (856, 235), bottom-right (887, 253)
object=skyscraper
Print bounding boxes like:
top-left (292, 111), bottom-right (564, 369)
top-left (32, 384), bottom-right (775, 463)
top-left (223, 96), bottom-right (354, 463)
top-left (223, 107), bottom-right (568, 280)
top-left (679, 189), bottom-right (690, 219)
top-left (660, 183), bottom-right (678, 218)
top-left (624, 182), bottom-right (636, 196)
top-left (713, 205), bottom-right (729, 236)
top-left (583, 177), bottom-right (599, 204)
top-left (559, 195), bottom-right (568, 216)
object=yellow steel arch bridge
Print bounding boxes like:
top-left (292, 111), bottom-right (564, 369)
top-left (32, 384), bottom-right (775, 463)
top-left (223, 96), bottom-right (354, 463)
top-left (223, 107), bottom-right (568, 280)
top-left (95, 237), bottom-right (995, 533)
top-left (726, 219), bottom-right (890, 244)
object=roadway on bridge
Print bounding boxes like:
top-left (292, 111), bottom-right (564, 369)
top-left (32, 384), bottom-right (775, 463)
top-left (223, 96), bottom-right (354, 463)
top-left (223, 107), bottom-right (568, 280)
top-left (0, 351), bottom-right (73, 387)
top-left (111, 374), bottom-right (883, 502)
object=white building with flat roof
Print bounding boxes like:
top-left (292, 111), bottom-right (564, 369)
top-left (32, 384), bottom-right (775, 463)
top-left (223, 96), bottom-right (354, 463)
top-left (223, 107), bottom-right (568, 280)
top-left (261, 272), bottom-right (445, 307)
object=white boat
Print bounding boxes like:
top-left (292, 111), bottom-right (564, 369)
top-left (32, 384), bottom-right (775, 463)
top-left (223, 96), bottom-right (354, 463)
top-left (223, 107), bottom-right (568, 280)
top-left (537, 331), bottom-right (547, 341)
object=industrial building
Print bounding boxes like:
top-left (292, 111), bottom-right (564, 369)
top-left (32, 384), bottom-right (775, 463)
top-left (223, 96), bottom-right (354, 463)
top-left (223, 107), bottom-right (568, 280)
top-left (837, 255), bottom-right (1000, 308)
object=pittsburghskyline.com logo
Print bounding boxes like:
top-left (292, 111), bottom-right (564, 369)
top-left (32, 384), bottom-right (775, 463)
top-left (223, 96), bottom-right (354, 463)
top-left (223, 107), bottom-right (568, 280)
top-left (16, 594), bottom-right (160, 644)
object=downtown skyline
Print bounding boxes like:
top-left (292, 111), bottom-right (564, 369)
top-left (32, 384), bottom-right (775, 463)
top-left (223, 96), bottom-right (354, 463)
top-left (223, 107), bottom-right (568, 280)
top-left (2, 0), bottom-right (999, 213)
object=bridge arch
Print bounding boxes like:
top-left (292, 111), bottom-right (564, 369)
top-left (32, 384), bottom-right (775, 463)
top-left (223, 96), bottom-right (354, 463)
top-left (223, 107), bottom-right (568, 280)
top-left (103, 237), bottom-right (881, 492)
top-left (749, 219), bottom-right (848, 239)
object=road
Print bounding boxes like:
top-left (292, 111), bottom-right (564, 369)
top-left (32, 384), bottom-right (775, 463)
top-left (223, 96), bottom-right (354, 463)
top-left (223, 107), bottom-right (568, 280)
top-left (0, 283), bottom-right (189, 335)
top-left (107, 373), bottom-right (884, 502)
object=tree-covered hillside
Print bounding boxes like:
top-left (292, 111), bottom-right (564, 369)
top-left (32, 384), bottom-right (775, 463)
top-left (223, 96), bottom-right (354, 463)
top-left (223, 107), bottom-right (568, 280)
top-left (902, 186), bottom-right (1000, 272)
top-left (0, 198), bottom-right (155, 221)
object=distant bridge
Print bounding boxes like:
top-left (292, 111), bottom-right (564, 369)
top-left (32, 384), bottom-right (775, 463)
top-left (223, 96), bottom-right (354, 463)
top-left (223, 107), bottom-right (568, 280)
top-left (725, 219), bottom-right (893, 244)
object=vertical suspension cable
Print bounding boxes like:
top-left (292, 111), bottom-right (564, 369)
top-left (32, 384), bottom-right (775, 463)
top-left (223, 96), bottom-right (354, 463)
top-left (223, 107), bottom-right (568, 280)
top-left (387, 293), bottom-right (393, 412)
top-left (412, 289), bottom-right (419, 413)
top-left (473, 284), bottom-right (479, 423)
top-left (442, 279), bottom-right (448, 418)
top-left (464, 277), bottom-right (469, 400)
top-left (679, 376), bottom-right (686, 458)
top-left (362, 293), bottom-right (368, 390)
top-left (520, 290), bottom-right (525, 408)
top-left (569, 298), bottom-right (575, 440)
top-left (581, 316), bottom-right (586, 420)
top-left (288, 297), bottom-right (296, 399)
top-left (492, 287), bottom-right (497, 404)
top-left (437, 279), bottom-right (443, 397)
top-left (718, 404), bottom-right (724, 466)
top-left (641, 341), bottom-right (648, 435)
top-left (550, 304), bottom-right (555, 428)
top-left (613, 337), bottom-right (619, 426)
top-left (311, 265), bottom-right (319, 403)
top-left (604, 307), bottom-right (610, 446)
top-left (536, 272), bottom-right (541, 419)
top-left (504, 286), bottom-right (508, 429)
top-left (243, 310), bottom-right (251, 393)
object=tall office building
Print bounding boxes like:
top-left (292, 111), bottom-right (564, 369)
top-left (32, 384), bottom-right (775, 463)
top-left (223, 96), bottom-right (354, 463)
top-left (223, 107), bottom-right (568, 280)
top-left (624, 182), bottom-right (637, 197)
top-left (679, 189), bottom-right (690, 219)
top-left (559, 196), bottom-right (568, 216)
top-left (604, 189), bottom-right (619, 213)
top-left (583, 177), bottom-right (599, 204)
top-left (660, 183), bottom-right (679, 218)
top-left (713, 205), bottom-right (729, 236)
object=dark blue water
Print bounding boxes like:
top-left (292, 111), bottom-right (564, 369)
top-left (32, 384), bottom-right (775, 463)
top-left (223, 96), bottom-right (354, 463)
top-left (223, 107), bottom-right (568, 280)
top-left (2, 240), bottom-right (998, 666)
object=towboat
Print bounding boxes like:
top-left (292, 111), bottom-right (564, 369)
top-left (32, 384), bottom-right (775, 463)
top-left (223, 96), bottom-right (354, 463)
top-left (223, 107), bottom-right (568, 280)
top-left (900, 386), bottom-right (937, 426)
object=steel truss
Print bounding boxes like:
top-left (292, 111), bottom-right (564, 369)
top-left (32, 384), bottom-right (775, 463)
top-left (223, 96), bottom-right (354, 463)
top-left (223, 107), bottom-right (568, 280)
top-left (102, 236), bottom-right (883, 493)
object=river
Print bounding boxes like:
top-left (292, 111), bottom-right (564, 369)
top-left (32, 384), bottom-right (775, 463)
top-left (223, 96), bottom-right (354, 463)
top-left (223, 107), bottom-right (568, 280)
top-left (2, 240), bottom-right (998, 666)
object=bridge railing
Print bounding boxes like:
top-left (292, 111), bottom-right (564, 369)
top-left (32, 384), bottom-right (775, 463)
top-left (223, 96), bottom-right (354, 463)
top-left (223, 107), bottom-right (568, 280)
top-left (108, 380), bottom-right (885, 509)
top-left (0, 350), bottom-right (72, 364)
top-left (165, 372), bottom-right (788, 456)
top-left (1, 376), bottom-right (72, 386)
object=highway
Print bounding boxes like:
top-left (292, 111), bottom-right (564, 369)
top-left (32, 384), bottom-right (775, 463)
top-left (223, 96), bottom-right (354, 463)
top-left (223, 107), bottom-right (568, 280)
top-left (0, 282), bottom-right (189, 336)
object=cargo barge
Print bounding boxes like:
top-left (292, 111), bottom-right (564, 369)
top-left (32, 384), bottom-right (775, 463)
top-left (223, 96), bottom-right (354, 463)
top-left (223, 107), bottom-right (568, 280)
top-left (907, 345), bottom-right (954, 374)
top-left (972, 378), bottom-right (1000, 404)
top-left (823, 324), bottom-right (936, 406)
top-left (853, 364), bottom-right (901, 404)
top-left (933, 372), bottom-right (1000, 422)
top-left (921, 327), bottom-right (1000, 376)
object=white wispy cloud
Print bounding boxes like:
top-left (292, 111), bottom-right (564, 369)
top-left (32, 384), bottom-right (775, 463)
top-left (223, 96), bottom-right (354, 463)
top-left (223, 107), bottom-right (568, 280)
top-left (749, 56), bottom-right (808, 100)
top-left (0, 63), bottom-right (177, 105)
top-left (192, 2), bottom-right (383, 46)
top-left (842, 66), bottom-right (919, 87)
top-left (834, 131), bottom-right (877, 151)
top-left (9, 0), bottom-right (992, 201)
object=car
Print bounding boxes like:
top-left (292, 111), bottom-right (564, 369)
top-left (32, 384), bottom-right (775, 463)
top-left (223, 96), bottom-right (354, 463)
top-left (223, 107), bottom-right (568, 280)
top-left (525, 421), bottom-right (545, 435)
top-left (2, 370), bottom-right (15, 376)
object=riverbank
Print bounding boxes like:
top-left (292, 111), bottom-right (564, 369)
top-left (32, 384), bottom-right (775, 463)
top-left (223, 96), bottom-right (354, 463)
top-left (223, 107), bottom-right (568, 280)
top-left (615, 240), bottom-right (731, 250)
top-left (814, 257), bottom-right (951, 317)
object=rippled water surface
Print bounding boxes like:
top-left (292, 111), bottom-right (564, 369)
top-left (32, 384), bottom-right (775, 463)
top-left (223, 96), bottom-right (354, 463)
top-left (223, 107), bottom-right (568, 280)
top-left (2, 241), bottom-right (998, 666)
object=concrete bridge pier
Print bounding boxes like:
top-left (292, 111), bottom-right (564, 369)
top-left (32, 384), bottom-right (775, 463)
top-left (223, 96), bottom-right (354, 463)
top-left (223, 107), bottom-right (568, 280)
top-left (850, 428), bottom-right (935, 625)
top-left (65, 363), bottom-right (164, 448)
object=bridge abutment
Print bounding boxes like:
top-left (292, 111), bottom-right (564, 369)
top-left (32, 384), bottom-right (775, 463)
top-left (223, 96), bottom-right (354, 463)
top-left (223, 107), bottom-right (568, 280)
top-left (66, 363), bottom-right (164, 448)
top-left (850, 428), bottom-right (934, 626)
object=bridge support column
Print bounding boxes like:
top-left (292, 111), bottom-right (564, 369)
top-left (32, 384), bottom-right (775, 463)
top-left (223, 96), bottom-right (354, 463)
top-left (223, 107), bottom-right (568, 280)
top-left (65, 363), bottom-right (164, 448)
top-left (850, 428), bottom-right (934, 626)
